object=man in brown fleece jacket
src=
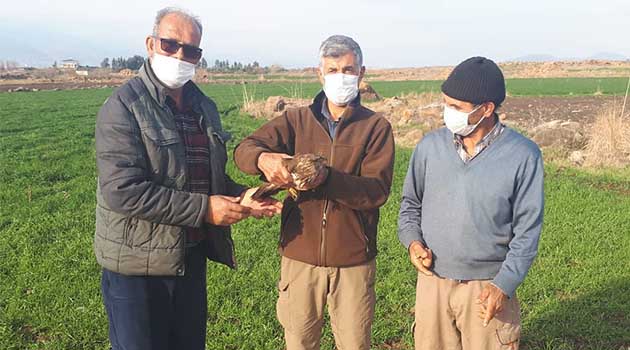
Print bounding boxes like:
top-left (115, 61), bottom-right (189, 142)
top-left (234, 35), bottom-right (395, 350)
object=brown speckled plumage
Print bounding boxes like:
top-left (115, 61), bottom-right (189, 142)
top-left (252, 154), bottom-right (328, 199)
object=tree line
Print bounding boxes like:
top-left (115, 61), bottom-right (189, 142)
top-left (210, 59), bottom-right (262, 73)
top-left (100, 56), bottom-right (145, 71)
top-left (98, 56), bottom-right (282, 74)
top-left (208, 60), bottom-right (285, 73)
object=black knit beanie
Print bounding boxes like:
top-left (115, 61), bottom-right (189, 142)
top-left (441, 56), bottom-right (506, 106)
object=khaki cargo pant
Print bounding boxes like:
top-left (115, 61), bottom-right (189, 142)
top-left (414, 273), bottom-right (521, 350)
top-left (276, 256), bottom-right (376, 350)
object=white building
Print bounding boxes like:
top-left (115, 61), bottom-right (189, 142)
top-left (60, 59), bottom-right (79, 69)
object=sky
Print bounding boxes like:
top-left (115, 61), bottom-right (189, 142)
top-left (2, 0), bottom-right (630, 68)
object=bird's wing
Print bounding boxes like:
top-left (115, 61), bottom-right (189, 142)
top-left (251, 183), bottom-right (284, 200)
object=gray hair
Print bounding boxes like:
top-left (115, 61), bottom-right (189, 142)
top-left (319, 35), bottom-right (363, 68)
top-left (153, 7), bottom-right (203, 37)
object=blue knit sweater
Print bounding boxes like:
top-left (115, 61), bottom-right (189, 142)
top-left (397, 127), bottom-right (544, 297)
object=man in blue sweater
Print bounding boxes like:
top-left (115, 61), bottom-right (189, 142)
top-left (398, 57), bottom-right (544, 350)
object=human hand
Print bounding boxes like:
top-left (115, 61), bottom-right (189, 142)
top-left (239, 187), bottom-right (283, 218)
top-left (257, 153), bottom-right (294, 187)
top-left (477, 283), bottom-right (508, 327)
top-left (206, 195), bottom-right (251, 226)
top-left (409, 240), bottom-right (433, 276)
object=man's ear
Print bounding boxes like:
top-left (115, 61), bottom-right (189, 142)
top-left (146, 36), bottom-right (155, 57)
top-left (483, 102), bottom-right (496, 117)
top-left (317, 67), bottom-right (325, 85)
top-left (358, 66), bottom-right (366, 84)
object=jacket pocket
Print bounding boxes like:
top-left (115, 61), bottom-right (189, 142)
top-left (322, 204), bottom-right (370, 264)
top-left (143, 127), bottom-right (181, 146)
top-left (276, 277), bottom-right (291, 331)
top-left (142, 127), bottom-right (184, 185)
top-left (355, 210), bottom-right (369, 246)
top-left (494, 295), bottom-right (521, 349)
top-left (127, 219), bottom-right (156, 248)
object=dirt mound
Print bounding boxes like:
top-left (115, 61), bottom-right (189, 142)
top-left (365, 93), bottom-right (443, 147)
top-left (500, 60), bottom-right (630, 79)
top-left (117, 69), bottom-right (135, 76)
top-left (368, 60), bottom-right (630, 81)
top-left (240, 93), bottom-right (627, 168)
top-left (530, 120), bottom-right (587, 149)
top-left (359, 81), bottom-right (381, 101)
top-left (241, 96), bottom-right (311, 119)
top-left (195, 70), bottom-right (209, 82)
top-left (241, 93), bottom-right (443, 147)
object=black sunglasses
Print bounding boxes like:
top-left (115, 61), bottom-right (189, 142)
top-left (153, 37), bottom-right (203, 61)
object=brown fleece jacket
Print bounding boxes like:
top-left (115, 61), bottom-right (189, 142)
top-left (234, 92), bottom-right (395, 267)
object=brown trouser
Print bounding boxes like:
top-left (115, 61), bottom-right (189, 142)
top-left (414, 273), bottom-right (521, 350)
top-left (276, 256), bottom-right (376, 350)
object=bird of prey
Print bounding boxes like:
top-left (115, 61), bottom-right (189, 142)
top-left (251, 154), bottom-right (328, 200)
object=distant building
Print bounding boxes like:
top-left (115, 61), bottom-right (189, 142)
top-left (61, 59), bottom-right (79, 69)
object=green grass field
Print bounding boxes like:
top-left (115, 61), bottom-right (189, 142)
top-left (0, 78), bottom-right (628, 349)
top-left (201, 77), bottom-right (630, 105)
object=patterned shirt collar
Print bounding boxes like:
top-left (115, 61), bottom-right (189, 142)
top-left (453, 116), bottom-right (505, 162)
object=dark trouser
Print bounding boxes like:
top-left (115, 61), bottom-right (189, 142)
top-left (101, 244), bottom-right (207, 350)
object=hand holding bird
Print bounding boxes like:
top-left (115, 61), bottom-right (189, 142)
top-left (254, 153), bottom-right (329, 200)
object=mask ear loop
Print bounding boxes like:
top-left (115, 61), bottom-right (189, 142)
top-left (466, 104), bottom-right (490, 132)
top-left (471, 103), bottom-right (484, 120)
top-left (470, 103), bottom-right (484, 116)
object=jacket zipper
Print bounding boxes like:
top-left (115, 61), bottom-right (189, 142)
top-left (320, 153), bottom-right (334, 266)
top-left (320, 207), bottom-right (327, 266)
top-left (316, 111), bottom-right (340, 267)
top-left (199, 112), bottom-right (237, 269)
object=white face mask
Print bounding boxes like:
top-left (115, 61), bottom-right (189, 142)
top-left (150, 53), bottom-right (196, 89)
top-left (443, 104), bottom-right (485, 136)
top-left (323, 73), bottom-right (360, 106)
